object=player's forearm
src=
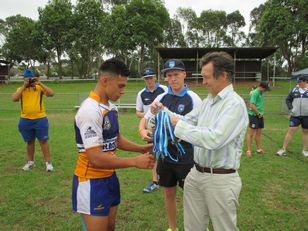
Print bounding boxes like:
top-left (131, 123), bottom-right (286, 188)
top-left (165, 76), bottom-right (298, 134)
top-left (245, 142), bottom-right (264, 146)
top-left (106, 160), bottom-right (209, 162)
top-left (117, 134), bottom-right (145, 153)
top-left (249, 103), bottom-right (259, 114)
top-left (12, 86), bottom-right (26, 101)
top-left (136, 111), bottom-right (144, 118)
top-left (89, 152), bottom-right (136, 169)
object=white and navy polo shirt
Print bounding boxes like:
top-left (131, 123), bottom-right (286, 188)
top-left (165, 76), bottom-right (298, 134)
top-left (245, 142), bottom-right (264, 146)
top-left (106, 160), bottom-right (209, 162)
top-left (147, 85), bottom-right (202, 164)
top-left (136, 83), bottom-right (168, 114)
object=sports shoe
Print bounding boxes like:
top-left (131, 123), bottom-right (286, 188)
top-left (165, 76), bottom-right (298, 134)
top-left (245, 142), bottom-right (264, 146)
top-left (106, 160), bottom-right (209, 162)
top-left (247, 150), bottom-right (252, 158)
top-left (46, 162), bottom-right (54, 172)
top-left (143, 182), bottom-right (159, 193)
top-left (303, 150), bottom-right (308, 157)
top-left (167, 228), bottom-right (179, 231)
top-left (22, 161), bottom-right (35, 171)
top-left (256, 149), bottom-right (264, 154)
top-left (277, 148), bottom-right (287, 156)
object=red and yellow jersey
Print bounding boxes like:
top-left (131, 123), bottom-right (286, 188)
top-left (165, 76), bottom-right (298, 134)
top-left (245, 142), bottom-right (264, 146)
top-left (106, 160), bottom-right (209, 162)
top-left (18, 85), bottom-right (47, 119)
top-left (74, 91), bottom-right (119, 179)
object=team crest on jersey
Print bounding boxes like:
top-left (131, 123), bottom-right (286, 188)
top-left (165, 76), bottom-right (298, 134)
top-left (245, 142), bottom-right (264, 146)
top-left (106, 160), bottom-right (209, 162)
top-left (84, 126), bottom-right (97, 139)
top-left (104, 116), bottom-right (111, 130)
top-left (177, 104), bottom-right (185, 113)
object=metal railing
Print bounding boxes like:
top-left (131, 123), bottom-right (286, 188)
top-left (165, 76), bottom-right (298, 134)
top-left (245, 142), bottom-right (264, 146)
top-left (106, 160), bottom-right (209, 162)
top-left (0, 92), bottom-right (289, 114)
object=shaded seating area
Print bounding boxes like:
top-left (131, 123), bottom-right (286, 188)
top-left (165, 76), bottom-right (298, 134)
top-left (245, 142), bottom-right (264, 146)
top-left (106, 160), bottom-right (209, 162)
top-left (156, 47), bottom-right (277, 82)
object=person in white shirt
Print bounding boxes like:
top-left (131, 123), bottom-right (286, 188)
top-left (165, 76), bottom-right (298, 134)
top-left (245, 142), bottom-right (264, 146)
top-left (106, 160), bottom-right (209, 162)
top-left (151, 52), bottom-right (248, 231)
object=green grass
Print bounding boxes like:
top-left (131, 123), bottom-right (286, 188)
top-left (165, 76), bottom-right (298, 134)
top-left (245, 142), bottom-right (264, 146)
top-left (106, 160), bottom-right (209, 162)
top-left (0, 80), bottom-right (307, 230)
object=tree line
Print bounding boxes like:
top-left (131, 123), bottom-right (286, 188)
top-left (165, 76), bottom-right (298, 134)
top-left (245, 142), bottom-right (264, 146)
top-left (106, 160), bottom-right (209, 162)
top-left (0, 0), bottom-right (307, 78)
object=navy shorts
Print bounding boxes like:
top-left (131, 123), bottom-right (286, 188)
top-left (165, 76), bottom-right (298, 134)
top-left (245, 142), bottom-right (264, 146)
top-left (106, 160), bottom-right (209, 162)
top-left (18, 117), bottom-right (49, 142)
top-left (289, 116), bottom-right (308, 129)
top-left (72, 173), bottom-right (120, 216)
top-left (157, 158), bottom-right (193, 188)
top-left (249, 115), bottom-right (264, 129)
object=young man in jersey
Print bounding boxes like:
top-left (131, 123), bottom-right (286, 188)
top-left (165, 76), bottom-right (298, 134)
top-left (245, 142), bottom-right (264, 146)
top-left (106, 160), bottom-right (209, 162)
top-left (136, 67), bottom-right (168, 193)
top-left (139, 59), bottom-right (201, 231)
top-left (12, 69), bottom-right (54, 172)
top-left (277, 76), bottom-right (308, 157)
top-left (246, 81), bottom-right (271, 157)
top-left (72, 58), bottom-right (155, 231)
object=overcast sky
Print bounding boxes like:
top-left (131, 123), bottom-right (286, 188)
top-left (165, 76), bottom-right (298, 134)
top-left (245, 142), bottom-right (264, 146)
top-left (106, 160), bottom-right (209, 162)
top-left (0, 0), bottom-right (266, 32)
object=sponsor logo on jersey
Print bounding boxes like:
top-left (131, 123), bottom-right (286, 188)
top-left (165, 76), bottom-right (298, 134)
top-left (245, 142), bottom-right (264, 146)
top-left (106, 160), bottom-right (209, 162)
top-left (102, 137), bottom-right (117, 151)
top-left (144, 98), bottom-right (150, 101)
top-left (104, 116), bottom-right (111, 130)
top-left (177, 104), bottom-right (185, 113)
top-left (84, 126), bottom-right (97, 139)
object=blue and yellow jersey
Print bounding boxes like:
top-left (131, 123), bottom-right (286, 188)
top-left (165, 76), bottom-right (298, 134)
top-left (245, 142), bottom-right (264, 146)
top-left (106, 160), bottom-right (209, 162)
top-left (17, 85), bottom-right (47, 119)
top-left (74, 91), bottom-right (119, 179)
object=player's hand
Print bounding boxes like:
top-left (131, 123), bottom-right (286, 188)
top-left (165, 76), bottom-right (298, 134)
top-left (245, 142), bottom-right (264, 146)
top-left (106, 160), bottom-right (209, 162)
top-left (134, 153), bottom-right (155, 169)
top-left (139, 129), bottom-right (153, 142)
top-left (257, 113), bottom-right (263, 119)
top-left (140, 143), bottom-right (154, 154)
top-left (151, 102), bottom-right (164, 114)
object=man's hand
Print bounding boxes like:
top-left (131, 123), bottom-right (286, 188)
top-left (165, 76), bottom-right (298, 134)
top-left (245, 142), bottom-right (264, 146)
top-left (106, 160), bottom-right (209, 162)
top-left (134, 153), bottom-right (155, 169)
top-left (151, 102), bottom-right (164, 114)
top-left (170, 115), bottom-right (179, 127)
top-left (139, 129), bottom-right (153, 142)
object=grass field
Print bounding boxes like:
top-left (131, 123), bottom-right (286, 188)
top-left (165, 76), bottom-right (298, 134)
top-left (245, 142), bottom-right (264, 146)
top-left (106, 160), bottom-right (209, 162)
top-left (0, 80), bottom-right (307, 231)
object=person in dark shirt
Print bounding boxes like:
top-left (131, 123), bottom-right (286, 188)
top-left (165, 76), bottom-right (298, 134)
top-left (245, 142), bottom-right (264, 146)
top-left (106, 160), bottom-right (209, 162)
top-left (139, 59), bottom-right (201, 231)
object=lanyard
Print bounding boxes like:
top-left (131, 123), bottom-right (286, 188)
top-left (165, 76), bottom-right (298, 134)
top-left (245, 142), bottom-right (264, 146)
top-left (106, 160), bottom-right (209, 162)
top-left (152, 111), bottom-right (185, 162)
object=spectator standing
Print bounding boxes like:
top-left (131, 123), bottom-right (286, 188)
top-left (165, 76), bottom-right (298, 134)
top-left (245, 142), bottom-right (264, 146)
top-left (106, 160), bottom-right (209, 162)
top-left (246, 81), bottom-right (271, 157)
top-left (277, 76), bottom-right (308, 157)
top-left (12, 69), bottom-right (55, 172)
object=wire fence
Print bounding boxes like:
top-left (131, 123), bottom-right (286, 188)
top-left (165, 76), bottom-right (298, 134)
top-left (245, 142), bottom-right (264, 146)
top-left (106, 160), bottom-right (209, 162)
top-left (0, 92), bottom-right (289, 114)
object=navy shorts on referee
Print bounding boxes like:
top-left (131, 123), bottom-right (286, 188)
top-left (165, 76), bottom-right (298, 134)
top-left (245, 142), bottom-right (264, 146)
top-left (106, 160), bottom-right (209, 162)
top-left (289, 116), bottom-right (308, 129)
top-left (72, 173), bottom-right (120, 216)
top-left (249, 115), bottom-right (264, 129)
top-left (18, 117), bottom-right (49, 142)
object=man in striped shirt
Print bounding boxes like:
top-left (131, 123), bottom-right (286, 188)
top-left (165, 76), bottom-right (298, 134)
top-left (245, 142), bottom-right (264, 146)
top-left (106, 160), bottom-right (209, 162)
top-left (152, 52), bottom-right (248, 231)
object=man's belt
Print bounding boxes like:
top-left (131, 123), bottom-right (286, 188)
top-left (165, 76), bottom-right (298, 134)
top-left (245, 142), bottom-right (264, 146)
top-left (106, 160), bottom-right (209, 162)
top-left (195, 163), bottom-right (235, 174)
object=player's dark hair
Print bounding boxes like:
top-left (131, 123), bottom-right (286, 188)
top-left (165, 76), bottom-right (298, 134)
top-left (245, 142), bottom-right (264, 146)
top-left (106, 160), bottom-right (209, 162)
top-left (99, 58), bottom-right (130, 77)
top-left (200, 51), bottom-right (234, 81)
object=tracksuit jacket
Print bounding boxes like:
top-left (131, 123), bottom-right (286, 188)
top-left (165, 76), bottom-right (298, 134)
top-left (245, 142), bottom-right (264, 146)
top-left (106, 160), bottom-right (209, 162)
top-left (286, 86), bottom-right (308, 117)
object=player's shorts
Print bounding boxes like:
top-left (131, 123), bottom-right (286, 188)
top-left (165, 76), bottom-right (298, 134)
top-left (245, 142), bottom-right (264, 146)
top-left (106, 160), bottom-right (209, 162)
top-left (157, 158), bottom-right (193, 188)
top-left (248, 115), bottom-right (264, 129)
top-left (18, 117), bottom-right (49, 142)
top-left (289, 116), bottom-right (308, 129)
top-left (72, 173), bottom-right (120, 216)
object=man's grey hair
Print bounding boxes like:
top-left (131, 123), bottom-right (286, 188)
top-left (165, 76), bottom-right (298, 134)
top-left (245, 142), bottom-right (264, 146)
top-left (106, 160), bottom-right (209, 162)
top-left (199, 51), bottom-right (234, 81)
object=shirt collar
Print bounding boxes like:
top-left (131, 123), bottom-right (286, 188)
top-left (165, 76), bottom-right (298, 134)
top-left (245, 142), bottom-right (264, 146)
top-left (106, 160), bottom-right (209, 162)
top-left (167, 84), bottom-right (189, 97)
top-left (208, 84), bottom-right (234, 104)
top-left (145, 83), bottom-right (159, 93)
top-left (89, 91), bottom-right (100, 102)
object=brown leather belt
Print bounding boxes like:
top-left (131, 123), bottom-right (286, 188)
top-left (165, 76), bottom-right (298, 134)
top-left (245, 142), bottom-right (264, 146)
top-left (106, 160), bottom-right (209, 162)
top-left (195, 163), bottom-right (235, 174)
